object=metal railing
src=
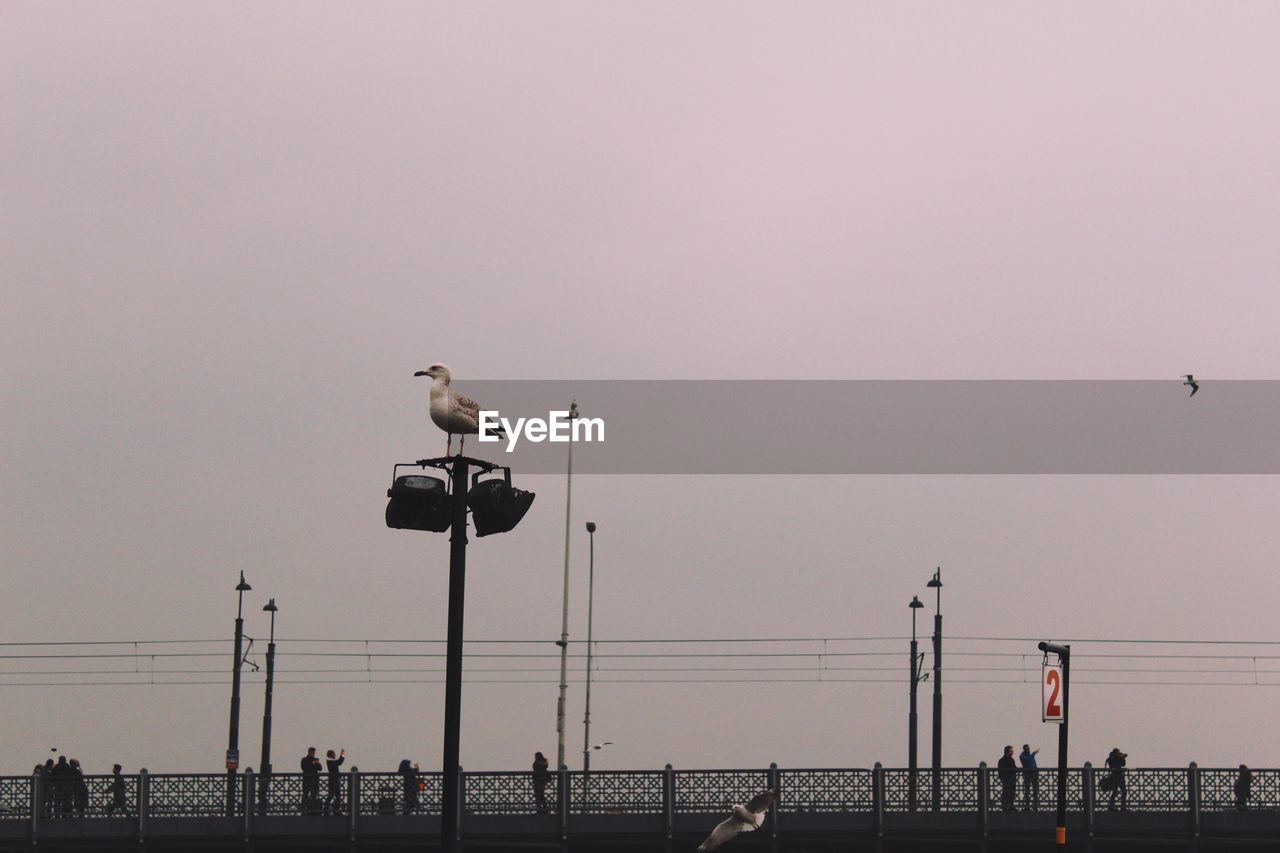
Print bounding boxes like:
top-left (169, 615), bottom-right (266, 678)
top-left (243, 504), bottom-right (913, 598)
top-left (4, 765), bottom-right (1276, 823)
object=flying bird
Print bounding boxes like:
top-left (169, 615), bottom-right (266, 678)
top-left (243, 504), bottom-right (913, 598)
top-left (1182, 374), bottom-right (1199, 397)
top-left (696, 789), bottom-right (776, 852)
top-left (414, 363), bottom-right (503, 455)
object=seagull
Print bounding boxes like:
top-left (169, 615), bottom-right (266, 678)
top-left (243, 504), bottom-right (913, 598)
top-left (588, 742), bottom-right (613, 751)
top-left (413, 363), bottom-right (503, 455)
top-left (696, 789), bottom-right (776, 852)
top-left (1182, 374), bottom-right (1199, 397)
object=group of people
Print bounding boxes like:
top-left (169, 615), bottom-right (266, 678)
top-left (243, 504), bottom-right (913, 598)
top-left (298, 747), bottom-right (347, 815)
top-left (996, 745), bottom-right (1043, 811)
top-left (997, 747), bottom-right (1254, 813)
top-left (35, 756), bottom-right (130, 817)
top-left (998, 745), bottom-right (1128, 812)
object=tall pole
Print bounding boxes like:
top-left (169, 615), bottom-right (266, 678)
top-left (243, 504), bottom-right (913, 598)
top-left (582, 522), bottom-right (597, 779)
top-left (1039, 642), bottom-right (1071, 849)
top-left (908, 595), bottom-right (923, 811)
top-left (441, 457), bottom-right (470, 853)
top-left (227, 571), bottom-right (250, 817)
top-left (928, 567), bottom-right (942, 811)
top-left (258, 598), bottom-right (277, 814)
top-left (556, 402), bottom-right (578, 771)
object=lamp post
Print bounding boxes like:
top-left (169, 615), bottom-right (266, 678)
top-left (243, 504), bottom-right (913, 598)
top-left (257, 598), bottom-right (277, 814)
top-left (1039, 641), bottom-right (1071, 849)
top-left (384, 454), bottom-right (535, 853)
top-left (908, 594), bottom-right (924, 811)
top-left (927, 567), bottom-right (942, 812)
top-left (227, 570), bottom-right (251, 817)
top-left (582, 521), bottom-right (598, 783)
top-left (556, 401), bottom-right (578, 771)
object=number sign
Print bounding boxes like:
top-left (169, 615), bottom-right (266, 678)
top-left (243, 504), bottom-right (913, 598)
top-left (1042, 662), bottom-right (1064, 723)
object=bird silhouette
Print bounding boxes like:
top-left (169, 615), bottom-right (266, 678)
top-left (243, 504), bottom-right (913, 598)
top-left (697, 789), bottom-right (776, 851)
top-left (414, 364), bottom-right (503, 455)
top-left (1182, 374), bottom-right (1199, 397)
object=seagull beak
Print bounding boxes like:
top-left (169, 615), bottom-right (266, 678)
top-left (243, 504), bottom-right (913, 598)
top-left (414, 371), bottom-right (429, 377)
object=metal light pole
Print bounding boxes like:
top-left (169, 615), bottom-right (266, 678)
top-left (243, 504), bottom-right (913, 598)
top-left (257, 598), bottom-right (277, 814)
top-left (582, 522), bottom-right (598, 779)
top-left (441, 456), bottom-right (471, 853)
top-left (1039, 641), bottom-right (1071, 849)
top-left (927, 567), bottom-right (942, 812)
top-left (908, 594), bottom-right (924, 811)
top-left (227, 570), bottom-right (251, 817)
top-left (555, 401), bottom-right (578, 771)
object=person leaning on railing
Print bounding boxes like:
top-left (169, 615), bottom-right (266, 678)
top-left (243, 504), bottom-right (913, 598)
top-left (1235, 765), bottom-right (1253, 811)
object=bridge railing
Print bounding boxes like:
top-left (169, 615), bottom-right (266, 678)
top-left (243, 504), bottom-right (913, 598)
top-left (568, 770), bottom-right (664, 814)
top-left (1199, 767), bottom-right (1277, 811)
top-left (779, 769), bottom-right (873, 812)
top-left (3, 766), bottom-right (1277, 822)
top-left (147, 773), bottom-right (236, 817)
top-left (673, 769), bottom-right (771, 813)
top-left (1089, 766), bottom-right (1189, 812)
top-left (357, 771), bottom-right (442, 816)
top-left (0, 777), bottom-right (31, 819)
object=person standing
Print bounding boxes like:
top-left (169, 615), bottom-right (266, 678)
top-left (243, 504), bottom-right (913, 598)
top-left (1019, 744), bottom-right (1040, 811)
top-left (50, 756), bottom-right (74, 817)
top-left (997, 746), bottom-right (1018, 811)
top-left (1235, 765), bottom-right (1253, 811)
top-left (300, 747), bottom-right (322, 814)
top-left (399, 759), bottom-right (420, 815)
top-left (325, 749), bottom-right (346, 815)
top-left (107, 764), bottom-right (130, 817)
top-left (532, 752), bottom-right (551, 814)
top-left (1105, 748), bottom-right (1127, 811)
top-left (69, 759), bottom-right (88, 816)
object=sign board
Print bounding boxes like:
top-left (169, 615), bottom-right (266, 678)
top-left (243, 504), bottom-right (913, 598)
top-left (225, 749), bottom-right (239, 770)
top-left (1042, 662), bottom-right (1064, 723)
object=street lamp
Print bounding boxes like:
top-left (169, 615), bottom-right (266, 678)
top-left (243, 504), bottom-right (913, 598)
top-left (927, 567), bottom-right (943, 811)
top-left (556, 401), bottom-right (579, 772)
top-left (908, 595), bottom-right (925, 811)
top-left (385, 454), bottom-right (535, 853)
top-left (227, 571), bottom-right (251, 816)
top-left (582, 521), bottom-right (598, 781)
top-left (258, 598), bottom-right (278, 814)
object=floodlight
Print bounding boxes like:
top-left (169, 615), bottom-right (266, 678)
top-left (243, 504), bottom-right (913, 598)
top-left (386, 474), bottom-right (452, 532)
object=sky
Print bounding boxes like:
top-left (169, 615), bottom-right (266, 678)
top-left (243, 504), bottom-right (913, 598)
top-left (3, 2), bottom-right (1280, 776)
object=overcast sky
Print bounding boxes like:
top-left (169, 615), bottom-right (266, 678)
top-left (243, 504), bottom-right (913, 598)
top-left (3, 2), bottom-right (1280, 776)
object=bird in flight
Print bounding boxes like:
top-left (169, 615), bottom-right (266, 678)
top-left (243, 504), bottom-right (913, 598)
top-left (697, 789), bottom-right (776, 851)
top-left (1182, 374), bottom-right (1199, 397)
top-left (414, 363), bottom-right (502, 455)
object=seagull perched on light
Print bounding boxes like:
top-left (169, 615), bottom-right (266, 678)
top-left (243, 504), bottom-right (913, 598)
top-left (413, 363), bottom-right (502, 455)
top-left (1182, 374), bottom-right (1199, 397)
top-left (696, 789), bottom-right (776, 852)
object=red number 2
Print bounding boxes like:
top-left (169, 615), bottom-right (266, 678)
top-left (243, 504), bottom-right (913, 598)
top-left (1045, 669), bottom-right (1062, 717)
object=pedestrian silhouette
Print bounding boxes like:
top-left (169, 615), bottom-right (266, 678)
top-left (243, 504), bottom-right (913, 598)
top-left (300, 747), bottom-right (322, 814)
top-left (399, 759), bottom-right (420, 814)
top-left (50, 756), bottom-right (74, 817)
top-left (1019, 744), bottom-right (1040, 811)
top-left (1235, 765), bottom-right (1253, 811)
top-left (997, 746), bottom-right (1017, 811)
top-left (532, 752), bottom-right (551, 813)
top-left (1103, 748), bottom-right (1127, 811)
top-left (325, 749), bottom-right (346, 815)
top-left (107, 764), bottom-right (131, 817)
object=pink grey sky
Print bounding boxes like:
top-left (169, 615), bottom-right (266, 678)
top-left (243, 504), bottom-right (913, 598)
top-left (3, 2), bottom-right (1279, 774)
